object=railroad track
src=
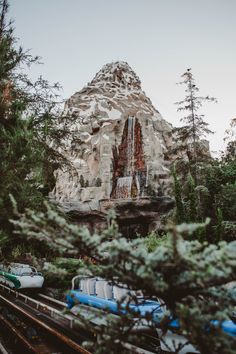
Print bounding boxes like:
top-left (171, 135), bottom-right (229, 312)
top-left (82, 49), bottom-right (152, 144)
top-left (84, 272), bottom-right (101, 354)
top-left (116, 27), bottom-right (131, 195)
top-left (0, 284), bottom-right (91, 354)
top-left (0, 284), bottom-right (162, 354)
top-left (0, 340), bottom-right (9, 354)
top-left (37, 293), bottom-right (67, 311)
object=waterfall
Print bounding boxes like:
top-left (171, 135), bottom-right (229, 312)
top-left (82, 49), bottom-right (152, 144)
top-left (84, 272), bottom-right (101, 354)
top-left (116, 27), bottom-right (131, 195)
top-left (126, 116), bottom-right (135, 175)
top-left (116, 176), bottom-right (133, 198)
top-left (145, 164), bottom-right (149, 187)
top-left (115, 176), bottom-right (140, 199)
top-left (114, 116), bottom-right (141, 199)
top-left (135, 175), bottom-right (140, 197)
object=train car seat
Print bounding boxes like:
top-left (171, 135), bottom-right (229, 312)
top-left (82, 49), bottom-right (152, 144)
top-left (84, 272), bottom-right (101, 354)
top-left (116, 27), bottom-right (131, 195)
top-left (86, 277), bottom-right (96, 295)
top-left (104, 282), bottom-right (113, 300)
top-left (80, 278), bottom-right (89, 293)
top-left (113, 285), bottom-right (129, 302)
top-left (95, 279), bottom-right (107, 298)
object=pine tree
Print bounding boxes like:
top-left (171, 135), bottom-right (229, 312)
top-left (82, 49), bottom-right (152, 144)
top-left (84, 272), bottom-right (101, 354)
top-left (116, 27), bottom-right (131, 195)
top-left (214, 207), bottom-right (223, 242)
top-left (172, 165), bottom-right (185, 223)
top-left (223, 117), bottom-right (236, 162)
top-left (176, 68), bottom-right (216, 182)
top-left (186, 173), bottom-right (197, 223)
top-left (0, 0), bottom-right (65, 255)
top-left (12, 203), bottom-right (236, 354)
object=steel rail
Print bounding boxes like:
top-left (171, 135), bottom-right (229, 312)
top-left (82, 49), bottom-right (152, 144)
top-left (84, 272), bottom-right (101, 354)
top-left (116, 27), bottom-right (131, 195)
top-left (0, 340), bottom-right (9, 354)
top-left (0, 313), bottom-right (39, 354)
top-left (0, 293), bottom-right (91, 354)
top-left (0, 284), bottom-right (161, 353)
top-left (38, 293), bottom-right (66, 308)
top-left (0, 284), bottom-right (76, 329)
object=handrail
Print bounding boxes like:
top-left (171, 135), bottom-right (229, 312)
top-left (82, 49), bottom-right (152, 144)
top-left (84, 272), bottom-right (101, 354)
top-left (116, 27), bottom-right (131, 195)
top-left (0, 283), bottom-right (74, 328)
top-left (71, 274), bottom-right (90, 290)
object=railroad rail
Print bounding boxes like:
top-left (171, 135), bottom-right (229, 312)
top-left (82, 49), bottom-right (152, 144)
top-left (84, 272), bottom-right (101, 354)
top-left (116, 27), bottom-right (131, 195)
top-left (0, 284), bottom-right (91, 353)
top-left (0, 284), bottom-right (77, 328)
top-left (37, 293), bottom-right (66, 310)
top-left (0, 284), bottom-right (161, 354)
top-left (0, 340), bottom-right (9, 354)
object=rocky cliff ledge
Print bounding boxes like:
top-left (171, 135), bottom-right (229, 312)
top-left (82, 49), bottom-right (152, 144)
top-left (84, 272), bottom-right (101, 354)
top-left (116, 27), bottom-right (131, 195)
top-left (61, 197), bottom-right (175, 237)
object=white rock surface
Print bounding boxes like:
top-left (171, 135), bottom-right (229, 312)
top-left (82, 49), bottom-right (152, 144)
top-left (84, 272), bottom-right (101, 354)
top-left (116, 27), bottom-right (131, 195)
top-left (51, 61), bottom-right (173, 204)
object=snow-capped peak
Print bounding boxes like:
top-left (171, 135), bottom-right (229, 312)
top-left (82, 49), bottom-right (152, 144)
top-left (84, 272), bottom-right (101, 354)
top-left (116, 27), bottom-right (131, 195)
top-left (90, 61), bottom-right (141, 90)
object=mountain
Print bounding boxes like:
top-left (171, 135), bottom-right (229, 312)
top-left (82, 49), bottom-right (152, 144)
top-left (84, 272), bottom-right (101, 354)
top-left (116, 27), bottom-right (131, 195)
top-left (52, 61), bottom-right (173, 206)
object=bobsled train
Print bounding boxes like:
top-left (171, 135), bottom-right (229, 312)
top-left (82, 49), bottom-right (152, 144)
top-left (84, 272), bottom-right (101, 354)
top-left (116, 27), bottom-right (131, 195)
top-left (66, 275), bottom-right (164, 323)
top-left (0, 263), bottom-right (44, 289)
top-left (66, 276), bottom-right (236, 354)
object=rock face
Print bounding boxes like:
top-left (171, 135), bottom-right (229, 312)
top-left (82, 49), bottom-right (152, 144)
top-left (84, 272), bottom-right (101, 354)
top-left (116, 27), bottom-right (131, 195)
top-left (52, 61), bottom-right (172, 204)
top-left (51, 61), bottom-right (176, 234)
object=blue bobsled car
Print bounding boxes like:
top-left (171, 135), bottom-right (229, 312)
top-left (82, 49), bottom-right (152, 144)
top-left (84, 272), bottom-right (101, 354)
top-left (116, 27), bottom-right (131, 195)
top-left (66, 276), bottom-right (164, 324)
top-left (66, 276), bottom-right (236, 354)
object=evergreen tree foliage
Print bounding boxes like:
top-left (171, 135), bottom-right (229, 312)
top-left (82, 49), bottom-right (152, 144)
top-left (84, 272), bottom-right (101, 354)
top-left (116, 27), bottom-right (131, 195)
top-left (202, 160), bottom-right (236, 222)
top-left (223, 118), bottom-right (236, 162)
top-left (214, 207), bottom-right (223, 242)
top-left (172, 165), bottom-right (185, 223)
top-left (0, 0), bottom-right (66, 254)
top-left (171, 115), bottom-right (236, 242)
top-left (186, 173), bottom-right (197, 223)
top-left (144, 231), bottom-right (168, 252)
top-left (176, 68), bottom-right (216, 181)
top-left (11, 204), bottom-right (236, 354)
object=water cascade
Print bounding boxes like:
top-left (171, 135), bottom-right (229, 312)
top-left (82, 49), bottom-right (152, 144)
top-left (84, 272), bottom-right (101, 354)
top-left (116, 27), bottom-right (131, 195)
top-left (126, 116), bottom-right (135, 176)
top-left (115, 117), bottom-right (138, 198)
top-left (115, 176), bottom-right (133, 198)
top-left (111, 116), bottom-right (146, 199)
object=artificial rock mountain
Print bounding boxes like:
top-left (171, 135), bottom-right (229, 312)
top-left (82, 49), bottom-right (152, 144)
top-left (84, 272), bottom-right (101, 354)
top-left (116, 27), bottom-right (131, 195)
top-left (51, 62), bottom-right (177, 235)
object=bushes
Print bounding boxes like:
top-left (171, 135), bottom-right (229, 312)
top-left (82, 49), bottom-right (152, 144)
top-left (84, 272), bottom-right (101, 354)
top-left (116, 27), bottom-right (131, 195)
top-left (172, 159), bottom-right (236, 242)
top-left (144, 231), bottom-right (169, 252)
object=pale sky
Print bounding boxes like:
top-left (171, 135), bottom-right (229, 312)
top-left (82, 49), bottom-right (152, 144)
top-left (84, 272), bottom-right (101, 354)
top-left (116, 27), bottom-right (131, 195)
top-left (10, 0), bottom-right (236, 154)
